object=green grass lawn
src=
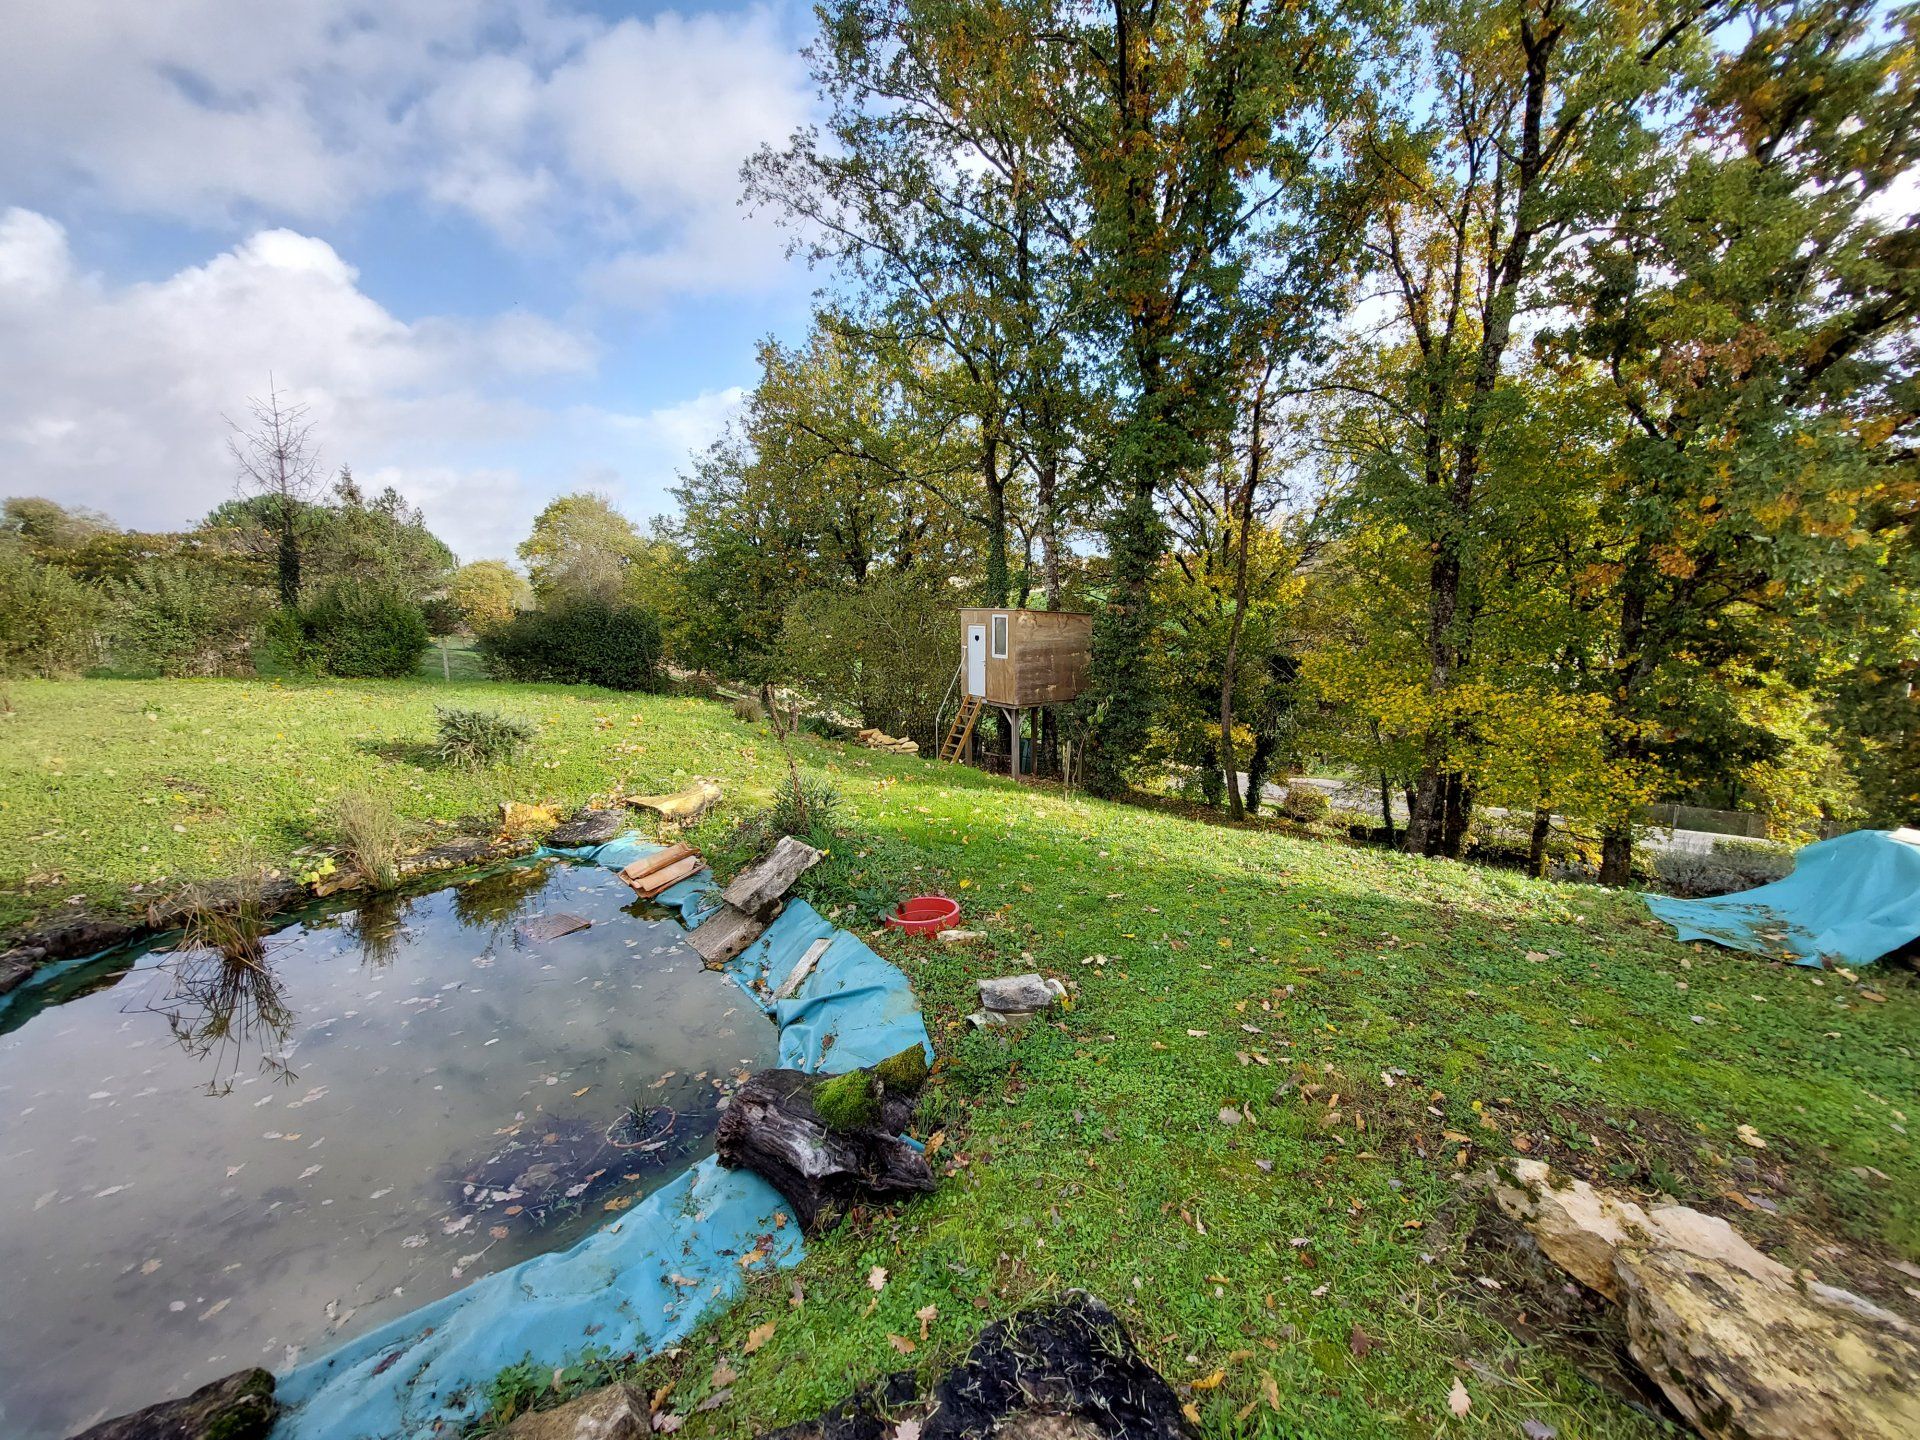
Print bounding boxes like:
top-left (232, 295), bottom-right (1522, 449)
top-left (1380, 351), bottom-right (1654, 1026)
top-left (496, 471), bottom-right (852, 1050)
top-left (2, 678), bottom-right (1915, 1438)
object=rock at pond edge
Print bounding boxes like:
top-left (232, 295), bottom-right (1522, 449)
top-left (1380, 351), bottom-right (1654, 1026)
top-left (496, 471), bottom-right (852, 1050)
top-left (68, 1366), bottom-right (276, 1440)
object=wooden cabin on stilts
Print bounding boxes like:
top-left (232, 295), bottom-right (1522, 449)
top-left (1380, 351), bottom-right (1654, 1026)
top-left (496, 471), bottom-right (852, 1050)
top-left (939, 608), bottom-right (1092, 780)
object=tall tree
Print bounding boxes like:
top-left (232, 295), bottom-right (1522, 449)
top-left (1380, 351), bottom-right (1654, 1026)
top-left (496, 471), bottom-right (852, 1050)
top-left (1562, 0), bottom-right (1920, 881)
top-left (228, 381), bottom-right (323, 608)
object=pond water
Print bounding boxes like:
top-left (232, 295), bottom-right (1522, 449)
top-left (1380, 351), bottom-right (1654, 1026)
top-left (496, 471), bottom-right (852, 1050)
top-left (0, 858), bottom-right (774, 1440)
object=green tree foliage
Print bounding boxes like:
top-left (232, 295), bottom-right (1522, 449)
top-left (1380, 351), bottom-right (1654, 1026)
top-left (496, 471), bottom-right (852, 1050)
top-left (478, 602), bottom-right (664, 691)
top-left (2, 497), bottom-right (116, 554)
top-left (105, 559), bottom-right (262, 677)
top-left (519, 493), bottom-right (653, 607)
top-left (0, 540), bottom-right (100, 678)
top-left (777, 572), bottom-right (957, 747)
top-left (447, 560), bottom-right (532, 633)
top-left (268, 582), bottom-right (431, 679)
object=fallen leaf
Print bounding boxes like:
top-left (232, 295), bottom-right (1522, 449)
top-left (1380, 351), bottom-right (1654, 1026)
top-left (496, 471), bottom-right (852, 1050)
top-left (867, 1265), bottom-right (889, 1292)
top-left (916, 1303), bottom-right (938, 1340)
top-left (1520, 1421), bottom-right (1558, 1439)
top-left (1260, 1371), bottom-right (1281, 1412)
top-left (1736, 1124), bottom-right (1767, 1149)
top-left (1348, 1325), bottom-right (1377, 1359)
top-left (1181, 1402), bottom-right (1201, 1425)
top-left (887, 1333), bottom-right (916, 1354)
top-left (743, 1321), bottom-right (776, 1354)
top-left (573, 1086), bottom-right (592, 1098)
top-left (1191, 1370), bottom-right (1225, 1390)
top-left (1448, 1378), bottom-right (1470, 1418)
top-left (893, 1422), bottom-right (922, 1440)
top-left (652, 1414), bottom-right (682, 1433)
top-left (711, 1361), bottom-right (738, 1388)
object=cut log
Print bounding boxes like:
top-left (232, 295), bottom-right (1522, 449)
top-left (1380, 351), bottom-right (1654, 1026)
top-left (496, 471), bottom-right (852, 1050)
top-left (627, 779), bottom-right (722, 824)
top-left (773, 937), bottom-right (833, 1001)
top-left (717, 1067), bottom-right (934, 1235)
top-left (688, 904), bottom-right (767, 967)
top-left (618, 843), bottom-right (696, 884)
top-left (722, 836), bottom-right (824, 921)
top-left (627, 855), bottom-right (703, 899)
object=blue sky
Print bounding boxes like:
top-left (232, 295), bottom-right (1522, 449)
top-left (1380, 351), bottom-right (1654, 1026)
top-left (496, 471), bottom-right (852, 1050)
top-left (0, 0), bottom-right (825, 562)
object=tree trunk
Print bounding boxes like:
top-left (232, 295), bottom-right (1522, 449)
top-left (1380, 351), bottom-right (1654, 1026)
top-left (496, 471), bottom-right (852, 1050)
top-left (1245, 732), bottom-right (1274, 814)
top-left (1440, 772), bottom-right (1474, 859)
top-left (1037, 448), bottom-right (1064, 609)
top-left (1219, 376), bottom-right (1267, 822)
top-left (982, 430), bottom-right (1010, 607)
top-left (1599, 826), bottom-right (1634, 887)
top-left (1084, 478), bottom-right (1162, 797)
top-left (1528, 803), bottom-right (1552, 877)
top-left (1380, 770), bottom-right (1397, 848)
top-left (715, 1067), bottom-right (934, 1236)
top-left (275, 513), bottom-right (301, 608)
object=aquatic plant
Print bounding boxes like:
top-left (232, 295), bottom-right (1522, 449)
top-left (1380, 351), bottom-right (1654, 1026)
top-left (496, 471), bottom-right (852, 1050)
top-left (334, 787), bottom-right (403, 889)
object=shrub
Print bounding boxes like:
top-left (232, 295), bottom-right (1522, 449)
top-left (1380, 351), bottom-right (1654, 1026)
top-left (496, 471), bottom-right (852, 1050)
top-left (0, 544), bottom-right (100, 677)
top-left (478, 602), bottom-right (662, 691)
top-left (334, 788), bottom-right (404, 888)
top-left (776, 573), bottom-right (953, 748)
top-left (436, 706), bottom-right (536, 769)
top-left (1279, 784), bottom-right (1331, 823)
top-left (731, 694), bottom-right (764, 724)
top-left (264, 582), bottom-right (430, 679)
top-left (106, 559), bottom-right (261, 676)
top-left (769, 774), bottom-right (839, 841)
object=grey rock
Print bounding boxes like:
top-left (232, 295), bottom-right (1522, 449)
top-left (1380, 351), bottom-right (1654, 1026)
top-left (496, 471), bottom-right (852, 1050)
top-left (976, 974), bottom-right (1065, 1014)
top-left (68, 1367), bottom-right (275, 1440)
top-left (547, 809), bottom-right (626, 848)
top-left (503, 1383), bottom-right (651, 1440)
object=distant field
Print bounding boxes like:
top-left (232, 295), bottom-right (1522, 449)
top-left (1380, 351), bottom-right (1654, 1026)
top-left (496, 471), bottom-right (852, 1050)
top-left (414, 637), bottom-right (487, 682)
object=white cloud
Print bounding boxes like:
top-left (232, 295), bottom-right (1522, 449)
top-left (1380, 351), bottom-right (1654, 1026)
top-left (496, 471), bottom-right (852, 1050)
top-left (0, 208), bottom-right (758, 562)
top-left (0, 0), bottom-right (815, 303)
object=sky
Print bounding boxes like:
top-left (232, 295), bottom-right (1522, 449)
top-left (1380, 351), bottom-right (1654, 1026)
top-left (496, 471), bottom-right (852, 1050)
top-left (0, 0), bottom-right (824, 563)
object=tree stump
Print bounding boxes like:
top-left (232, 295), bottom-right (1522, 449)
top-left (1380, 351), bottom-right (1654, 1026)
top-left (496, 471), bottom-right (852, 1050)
top-left (717, 1067), bottom-right (933, 1234)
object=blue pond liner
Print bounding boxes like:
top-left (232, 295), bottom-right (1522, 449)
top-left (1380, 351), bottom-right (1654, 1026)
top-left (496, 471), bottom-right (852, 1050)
top-left (1644, 828), bottom-right (1920, 968)
top-left (275, 835), bottom-right (932, 1440)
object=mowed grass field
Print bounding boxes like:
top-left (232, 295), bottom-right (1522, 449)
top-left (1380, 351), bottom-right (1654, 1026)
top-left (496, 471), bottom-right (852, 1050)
top-left (2, 678), bottom-right (1915, 1438)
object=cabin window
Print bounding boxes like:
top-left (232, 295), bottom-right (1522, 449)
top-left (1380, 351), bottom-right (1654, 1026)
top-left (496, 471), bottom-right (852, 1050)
top-left (991, 613), bottom-right (1008, 658)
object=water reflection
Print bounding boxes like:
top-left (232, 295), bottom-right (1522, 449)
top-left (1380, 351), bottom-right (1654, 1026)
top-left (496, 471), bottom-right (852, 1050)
top-left (450, 862), bottom-right (551, 935)
top-left (343, 891), bottom-right (412, 969)
top-left (135, 944), bottom-right (297, 1095)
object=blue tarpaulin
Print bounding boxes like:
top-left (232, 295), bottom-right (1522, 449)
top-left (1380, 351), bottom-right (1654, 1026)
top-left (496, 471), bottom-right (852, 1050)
top-left (1644, 829), bottom-right (1920, 968)
top-left (274, 836), bottom-right (931, 1440)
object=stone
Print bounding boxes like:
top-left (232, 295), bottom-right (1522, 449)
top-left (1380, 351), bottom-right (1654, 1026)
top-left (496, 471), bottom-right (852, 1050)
top-left (976, 974), bottom-right (1066, 1015)
top-left (503, 1383), bottom-right (651, 1440)
top-left (547, 809), bottom-right (625, 848)
top-left (1618, 1247), bottom-right (1920, 1440)
top-left (722, 836), bottom-right (824, 920)
top-left (500, 801), bottom-right (559, 838)
top-left (70, 1366), bottom-right (276, 1440)
top-left (628, 779), bottom-right (723, 823)
top-left (1492, 1157), bottom-right (1920, 1440)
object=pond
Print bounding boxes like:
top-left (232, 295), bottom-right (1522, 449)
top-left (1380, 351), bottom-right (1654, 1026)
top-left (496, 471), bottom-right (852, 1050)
top-left (0, 858), bottom-right (773, 1440)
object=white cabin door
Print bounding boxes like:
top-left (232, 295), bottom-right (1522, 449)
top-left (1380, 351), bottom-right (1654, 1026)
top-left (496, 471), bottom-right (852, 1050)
top-left (966, 624), bottom-right (987, 696)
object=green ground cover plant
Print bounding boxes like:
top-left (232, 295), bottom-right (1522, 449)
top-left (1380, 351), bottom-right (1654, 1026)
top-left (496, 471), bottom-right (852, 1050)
top-left (1, 677), bottom-right (1913, 1439)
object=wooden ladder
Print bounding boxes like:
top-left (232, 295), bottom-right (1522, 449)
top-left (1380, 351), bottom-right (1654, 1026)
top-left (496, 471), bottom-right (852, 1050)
top-left (939, 694), bottom-right (982, 762)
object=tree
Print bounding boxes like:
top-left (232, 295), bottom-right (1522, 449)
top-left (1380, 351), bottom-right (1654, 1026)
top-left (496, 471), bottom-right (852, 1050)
top-left (228, 381), bottom-right (324, 608)
top-left (519, 493), bottom-right (651, 607)
top-left (1338, 0), bottom-right (1703, 857)
top-left (447, 560), bottom-right (531, 632)
top-left (2, 497), bottom-right (116, 554)
top-left (1558, 0), bottom-right (1920, 880)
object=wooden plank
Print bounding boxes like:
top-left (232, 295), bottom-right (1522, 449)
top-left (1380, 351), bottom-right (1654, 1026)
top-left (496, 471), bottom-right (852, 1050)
top-left (618, 842), bottom-right (695, 884)
top-left (628, 854), bottom-right (703, 898)
top-left (688, 903), bottom-right (767, 966)
top-left (773, 936), bottom-right (833, 1001)
top-left (721, 836), bottom-right (823, 920)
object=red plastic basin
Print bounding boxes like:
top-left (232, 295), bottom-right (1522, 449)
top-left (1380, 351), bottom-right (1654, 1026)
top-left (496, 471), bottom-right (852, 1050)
top-left (884, 895), bottom-right (961, 935)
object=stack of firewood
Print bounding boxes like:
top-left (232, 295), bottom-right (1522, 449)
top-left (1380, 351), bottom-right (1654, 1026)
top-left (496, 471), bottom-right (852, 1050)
top-left (618, 844), bottom-right (702, 898)
top-left (856, 727), bottom-right (919, 755)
